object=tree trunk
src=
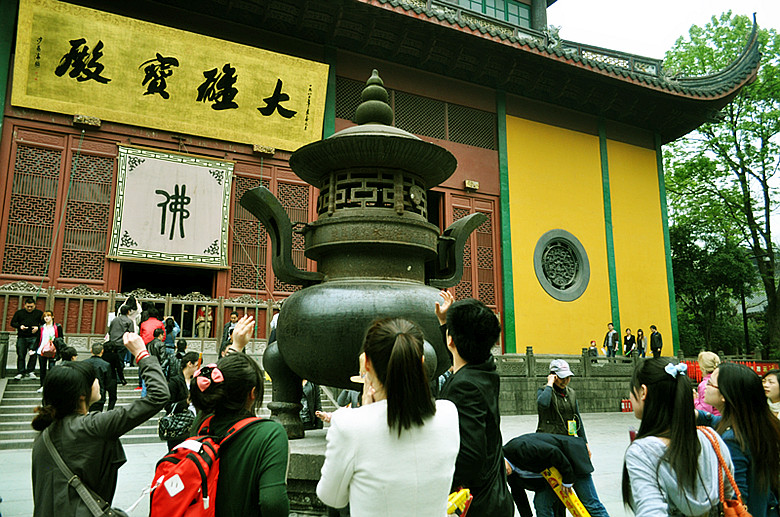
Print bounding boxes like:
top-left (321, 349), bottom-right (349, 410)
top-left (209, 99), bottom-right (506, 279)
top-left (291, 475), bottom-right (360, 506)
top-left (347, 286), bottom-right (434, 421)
top-left (766, 295), bottom-right (780, 356)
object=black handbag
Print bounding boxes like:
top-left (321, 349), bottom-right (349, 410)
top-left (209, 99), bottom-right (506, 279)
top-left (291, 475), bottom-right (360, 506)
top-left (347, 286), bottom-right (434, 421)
top-left (157, 403), bottom-right (195, 441)
top-left (42, 428), bottom-right (129, 517)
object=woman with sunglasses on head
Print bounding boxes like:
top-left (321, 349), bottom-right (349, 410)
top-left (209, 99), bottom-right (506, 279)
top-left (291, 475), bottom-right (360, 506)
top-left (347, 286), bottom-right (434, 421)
top-left (694, 351), bottom-right (721, 416)
top-left (623, 358), bottom-right (732, 517)
top-left (188, 315), bottom-right (290, 517)
top-left (699, 362), bottom-right (780, 517)
top-left (317, 318), bottom-right (460, 517)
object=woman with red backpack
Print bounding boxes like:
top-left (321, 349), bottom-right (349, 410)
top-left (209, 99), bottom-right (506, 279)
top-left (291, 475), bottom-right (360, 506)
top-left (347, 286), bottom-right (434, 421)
top-left (182, 315), bottom-right (289, 516)
top-left (35, 311), bottom-right (63, 394)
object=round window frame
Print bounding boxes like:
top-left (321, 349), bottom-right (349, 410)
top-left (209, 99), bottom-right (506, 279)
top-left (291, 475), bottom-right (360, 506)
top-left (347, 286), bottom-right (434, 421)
top-left (533, 229), bottom-right (590, 302)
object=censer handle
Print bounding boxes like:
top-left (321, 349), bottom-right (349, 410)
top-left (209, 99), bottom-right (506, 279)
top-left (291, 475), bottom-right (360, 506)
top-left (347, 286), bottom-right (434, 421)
top-left (427, 212), bottom-right (487, 288)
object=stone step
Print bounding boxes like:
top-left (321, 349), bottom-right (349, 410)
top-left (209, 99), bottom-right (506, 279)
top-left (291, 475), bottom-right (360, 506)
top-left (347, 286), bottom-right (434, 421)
top-left (0, 438), bottom-right (33, 450)
top-left (0, 422), bottom-right (162, 438)
top-left (0, 434), bottom-right (179, 450)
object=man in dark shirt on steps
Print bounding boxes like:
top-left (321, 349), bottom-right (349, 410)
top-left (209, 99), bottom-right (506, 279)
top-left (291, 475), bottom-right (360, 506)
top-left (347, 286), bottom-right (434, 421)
top-left (84, 343), bottom-right (113, 411)
top-left (106, 304), bottom-right (134, 386)
top-left (11, 297), bottom-right (43, 380)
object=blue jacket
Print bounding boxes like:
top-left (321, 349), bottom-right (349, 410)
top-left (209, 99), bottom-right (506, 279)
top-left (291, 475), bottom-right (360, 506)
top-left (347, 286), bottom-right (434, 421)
top-left (697, 411), bottom-right (778, 517)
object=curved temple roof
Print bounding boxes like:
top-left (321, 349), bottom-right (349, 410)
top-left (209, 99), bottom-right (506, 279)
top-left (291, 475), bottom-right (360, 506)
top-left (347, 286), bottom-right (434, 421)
top-left (359, 0), bottom-right (761, 143)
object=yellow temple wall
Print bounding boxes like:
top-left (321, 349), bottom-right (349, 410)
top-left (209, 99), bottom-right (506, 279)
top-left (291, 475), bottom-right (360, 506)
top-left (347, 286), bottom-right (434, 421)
top-left (607, 139), bottom-right (673, 351)
top-left (506, 116), bottom-right (612, 354)
top-left (505, 115), bottom-right (673, 354)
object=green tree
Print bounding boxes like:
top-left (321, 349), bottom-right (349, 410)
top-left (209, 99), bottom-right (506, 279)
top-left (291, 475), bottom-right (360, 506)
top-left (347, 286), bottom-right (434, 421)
top-left (670, 223), bottom-right (757, 355)
top-left (664, 12), bottom-right (780, 354)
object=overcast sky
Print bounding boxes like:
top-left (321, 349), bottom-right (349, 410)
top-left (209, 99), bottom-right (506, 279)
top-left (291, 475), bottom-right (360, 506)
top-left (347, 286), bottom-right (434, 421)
top-left (547, 0), bottom-right (780, 59)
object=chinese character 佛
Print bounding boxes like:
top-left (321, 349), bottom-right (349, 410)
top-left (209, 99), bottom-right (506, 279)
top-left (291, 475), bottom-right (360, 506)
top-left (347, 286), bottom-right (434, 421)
top-left (196, 63), bottom-right (238, 110)
top-left (156, 185), bottom-right (191, 240)
top-left (140, 53), bottom-right (179, 99)
top-left (54, 38), bottom-right (111, 83)
top-left (257, 78), bottom-right (296, 119)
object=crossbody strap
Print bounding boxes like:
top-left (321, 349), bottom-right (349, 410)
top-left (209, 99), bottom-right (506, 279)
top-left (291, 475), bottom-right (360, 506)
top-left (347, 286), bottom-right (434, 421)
top-left (42, 428), bottom-right (108, 516)
top-left (698, 426), bottom-right (743, 504)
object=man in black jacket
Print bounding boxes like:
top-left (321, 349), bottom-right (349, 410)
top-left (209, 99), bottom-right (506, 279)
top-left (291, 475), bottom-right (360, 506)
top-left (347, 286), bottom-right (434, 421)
top-left (603, 322), bottom-right (619, 358)
top-left (220, 311), bottom-right (239, 352)
top-left (11, 297), bottom-right (43, 380)
top-left (437, 294), bottom-right (513, 517)
top-left (503, 433), bottom-right (609, 517)
top-left (84, 343), bottom-right (113, 412)
top-left (105, 304), bottom-right (134, 385)
top-left (650, 324), bottom-right (663, 358)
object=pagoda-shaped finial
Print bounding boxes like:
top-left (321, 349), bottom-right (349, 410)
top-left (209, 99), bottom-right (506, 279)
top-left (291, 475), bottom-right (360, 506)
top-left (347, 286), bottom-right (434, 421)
top-left (354, 69), bottom-right (393, 126)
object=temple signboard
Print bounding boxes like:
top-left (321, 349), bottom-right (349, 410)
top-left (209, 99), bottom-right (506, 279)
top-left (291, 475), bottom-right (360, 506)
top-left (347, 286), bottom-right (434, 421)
top-left (12, 0), bottom-right (329, 151)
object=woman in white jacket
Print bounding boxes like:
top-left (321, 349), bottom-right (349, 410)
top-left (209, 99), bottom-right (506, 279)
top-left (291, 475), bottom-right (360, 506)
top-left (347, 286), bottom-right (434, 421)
top-left (317, 318), bottom-right (459, 517)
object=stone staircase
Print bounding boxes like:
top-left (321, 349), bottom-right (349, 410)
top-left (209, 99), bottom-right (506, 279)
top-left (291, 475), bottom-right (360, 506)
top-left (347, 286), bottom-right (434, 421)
top-left (0, 369), bottom-right (338, 450)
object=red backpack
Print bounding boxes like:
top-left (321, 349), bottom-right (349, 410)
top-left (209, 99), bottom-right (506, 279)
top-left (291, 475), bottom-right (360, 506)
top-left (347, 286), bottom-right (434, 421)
top-left (149, 415), bottom-right (263, 517)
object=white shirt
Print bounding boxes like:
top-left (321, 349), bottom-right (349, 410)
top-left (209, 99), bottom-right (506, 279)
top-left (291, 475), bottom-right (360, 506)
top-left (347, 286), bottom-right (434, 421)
top-left (317, 399), bottom-right (459, 517)
top-left (37, 324), bottom-right (56, 355)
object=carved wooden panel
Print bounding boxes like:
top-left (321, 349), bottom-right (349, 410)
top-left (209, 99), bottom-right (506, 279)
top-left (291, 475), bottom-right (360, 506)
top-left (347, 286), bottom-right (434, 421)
top-left (2, 145), bottom-right (62, 276)
top-left (449, 196), bottom-right (499, 310)
top-left (231, 175), bottom-right (270, 291)
top-left (273, 181), bottom-right (309, 293)
top-left (59, 153), bottom-right (113, 280)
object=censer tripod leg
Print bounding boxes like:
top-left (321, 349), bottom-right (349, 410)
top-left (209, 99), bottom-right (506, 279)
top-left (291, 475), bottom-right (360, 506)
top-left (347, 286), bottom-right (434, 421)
top-left (264, 342), bottom-right (305, 439)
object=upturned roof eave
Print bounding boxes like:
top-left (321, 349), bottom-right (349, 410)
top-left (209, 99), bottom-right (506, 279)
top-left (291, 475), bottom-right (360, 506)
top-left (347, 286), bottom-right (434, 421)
top-left (362, 0), bottom-right (762, 103)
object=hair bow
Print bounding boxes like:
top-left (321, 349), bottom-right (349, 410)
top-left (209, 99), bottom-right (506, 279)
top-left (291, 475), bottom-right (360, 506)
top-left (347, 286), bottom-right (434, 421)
top-left (664, 362), bottom-right (688, 378)
top-left (194, 363), bottom-right (224, 392)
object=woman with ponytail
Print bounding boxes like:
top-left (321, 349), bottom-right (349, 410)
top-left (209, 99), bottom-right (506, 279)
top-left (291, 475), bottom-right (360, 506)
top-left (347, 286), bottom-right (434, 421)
top-left (31, 331), bottom-right (168, 517)
top-left (622, 358), bottom-right (733, 516)
top-left (187, 315), bottom-right (290, 517)
top-left (317, 318), bottom-right (459, 516)
top-left (699, 362), bottom-right (780, 517)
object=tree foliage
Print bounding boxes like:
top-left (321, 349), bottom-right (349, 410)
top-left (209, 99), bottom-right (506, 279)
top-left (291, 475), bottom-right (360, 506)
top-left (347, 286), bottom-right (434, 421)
top-left (663, 12), bottom-right (780, 355)
top-left (670, 223), bottom-right (757, 355)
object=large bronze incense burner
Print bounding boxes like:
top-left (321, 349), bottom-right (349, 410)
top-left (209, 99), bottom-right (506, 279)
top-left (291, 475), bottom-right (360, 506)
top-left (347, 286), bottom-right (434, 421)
top-left (240, 71), bottom-right (484, 438)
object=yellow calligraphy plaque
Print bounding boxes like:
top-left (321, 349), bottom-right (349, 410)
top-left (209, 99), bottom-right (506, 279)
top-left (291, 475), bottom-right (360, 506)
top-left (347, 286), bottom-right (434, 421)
top-left (13, 0), bottom-right (329, 151)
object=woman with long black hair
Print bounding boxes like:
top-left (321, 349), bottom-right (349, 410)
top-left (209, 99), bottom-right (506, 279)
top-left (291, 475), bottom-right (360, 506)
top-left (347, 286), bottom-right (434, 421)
top-left (700, 362), bottom-right (780, 517)
top-left (623, 358), bottom-right (732, 516)
top-left (317, 318), bottom-right (459, 516)
top-left (187, 315), bottom-right (289, 517)
top-left (31, 332), bottom-right (168, 516)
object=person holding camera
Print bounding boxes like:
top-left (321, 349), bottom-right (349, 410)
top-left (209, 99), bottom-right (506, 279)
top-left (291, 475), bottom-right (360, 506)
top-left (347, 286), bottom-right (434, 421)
top-left (536, 360), bottom-right (587, 443)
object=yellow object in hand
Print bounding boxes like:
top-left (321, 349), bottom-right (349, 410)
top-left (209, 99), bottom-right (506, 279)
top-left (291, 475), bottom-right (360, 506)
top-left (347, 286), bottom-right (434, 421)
top-left (447, 488), bottom-right (472, 515)
top-left (542, 467), bottom-right (591, 517)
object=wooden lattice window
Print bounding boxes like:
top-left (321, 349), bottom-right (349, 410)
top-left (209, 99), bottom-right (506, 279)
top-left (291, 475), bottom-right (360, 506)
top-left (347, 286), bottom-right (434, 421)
top-left (394, 91), bottom-right (446, 140)
top-left (231, 175), bottom-right (270, 291)
top-left (335, 76), bottom-right (497, 150)
top-left (59, 153), bottom-right (113, 280)
top-left (476, 213), bottom-right (496, 306)
top-left (273, 181), bottom-right (309, 294)
top-left (2, 145), bottom-right (62, 277)
top-left (453, 206), bottom-right (473, 301)
top-left (450, 196), bottom-right (498, 310)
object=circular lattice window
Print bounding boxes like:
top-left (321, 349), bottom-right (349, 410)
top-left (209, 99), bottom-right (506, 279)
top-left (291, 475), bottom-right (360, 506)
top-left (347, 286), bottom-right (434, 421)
top-left (533, 230), bottom-right (590, 302)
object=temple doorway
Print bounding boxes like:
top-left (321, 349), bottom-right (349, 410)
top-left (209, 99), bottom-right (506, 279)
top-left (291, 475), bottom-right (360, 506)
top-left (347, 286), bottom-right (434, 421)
top-left (119, 262), bottom-right (215, 297)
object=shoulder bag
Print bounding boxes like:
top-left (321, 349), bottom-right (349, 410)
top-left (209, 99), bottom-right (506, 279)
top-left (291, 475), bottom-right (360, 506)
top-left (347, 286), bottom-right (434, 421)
top-left (42, 427), bottom-right (129, 517)
top-left (157, 402), bottom-right (195, 441)
top-left (699, 426), bottom-right (752, 517)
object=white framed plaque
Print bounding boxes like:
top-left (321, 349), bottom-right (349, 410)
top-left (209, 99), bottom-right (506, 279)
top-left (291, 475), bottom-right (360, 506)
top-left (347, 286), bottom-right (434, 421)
top-left (108, 145), bottom-right (233, 268)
